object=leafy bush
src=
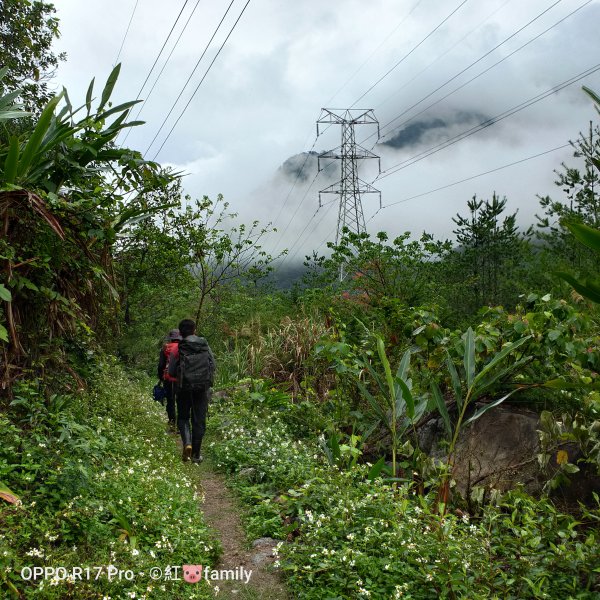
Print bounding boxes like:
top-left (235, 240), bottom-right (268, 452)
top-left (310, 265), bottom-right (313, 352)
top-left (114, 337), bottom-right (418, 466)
top-left (208, 386), bottom-right (600, 599)
top-left (0, 361), bottom-right (219, 599)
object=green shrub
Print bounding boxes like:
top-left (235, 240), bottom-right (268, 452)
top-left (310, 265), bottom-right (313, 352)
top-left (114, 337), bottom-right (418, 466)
top-left (0, 361), bottom-right (220, 599)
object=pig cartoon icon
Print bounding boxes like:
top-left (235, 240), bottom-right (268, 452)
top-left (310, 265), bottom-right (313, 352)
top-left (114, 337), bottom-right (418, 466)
top-left (183, 565), bottom-right (202, 584)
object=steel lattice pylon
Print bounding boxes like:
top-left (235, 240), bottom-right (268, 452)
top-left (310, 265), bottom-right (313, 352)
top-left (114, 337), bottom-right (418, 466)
top-left (317, 109), bottom-right (381, 251)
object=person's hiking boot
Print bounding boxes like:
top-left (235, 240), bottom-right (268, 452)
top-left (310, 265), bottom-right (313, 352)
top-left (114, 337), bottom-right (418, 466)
top-left (183, 444), bottom-right (192, 462)
top-left (191, 454), bottom-right (203, 464)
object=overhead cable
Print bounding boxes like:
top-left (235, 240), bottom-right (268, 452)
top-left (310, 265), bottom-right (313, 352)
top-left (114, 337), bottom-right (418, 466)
top-left (351, 0), bottom-right (470, 108)
top-left (145, 0), bottom-right (241, 156)
top-left (376, 62), bottom-right (600, 179)
top-left (114, 0), bottom-right (140, 66)
top-left (374, 0), bottom-right (566, 144)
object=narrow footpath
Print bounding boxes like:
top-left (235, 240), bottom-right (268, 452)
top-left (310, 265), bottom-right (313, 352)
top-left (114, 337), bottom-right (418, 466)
top-left (196, 462), bottom-right (289, 599)
top-left (171, 425), bottom-right (288, 599)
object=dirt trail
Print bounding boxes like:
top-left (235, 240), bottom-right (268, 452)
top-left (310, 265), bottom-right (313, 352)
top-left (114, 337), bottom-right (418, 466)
top-left (196, 462), bottom-right (289, 599)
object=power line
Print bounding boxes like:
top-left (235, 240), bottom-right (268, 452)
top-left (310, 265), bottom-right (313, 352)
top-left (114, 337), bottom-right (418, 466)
top-left (145, 0), bottom-right (240, 156)
top-left (120, 0), bottom-right (194, 145)
top-left (351, 0), bottom-right (470, 108)
top-left (281, 200), bottom-right (338, 267)
top-left (313, 0), bottom-right (581, 187)
top-left (137, 0), bottom-right (190, 100)
top-left (271, 135), bottom-right (320, 237)
top-left (381, 143), bottom-right (571, 208)
top-left (114, 0), bottom-right (140, 66)
top-left (376, 62), bottom-right (600, 179)
top-left (284, 143), bottom-right (571, 265)
top-left (374, 0), bottom-right (565, 144)
top-left (373, 0), bottom-right (514, 115)
top-left (273, 0), bottom-right (425, 247)
top-left (133, 0), bottom-right (204, 123)
top-left (274, 170), bottom-right (323, 253)
top-left (276, 0), bottom-right (462, 260)
top-left (151, 0), bottom-right (252, 159)
top-left (325, 0), bottom-right (426, 107)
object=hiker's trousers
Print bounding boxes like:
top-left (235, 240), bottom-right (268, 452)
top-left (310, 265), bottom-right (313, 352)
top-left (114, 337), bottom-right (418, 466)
top-left (177, 386), bottom-right (209, 456)
top-left (164, 380), bottom-right (177, 423)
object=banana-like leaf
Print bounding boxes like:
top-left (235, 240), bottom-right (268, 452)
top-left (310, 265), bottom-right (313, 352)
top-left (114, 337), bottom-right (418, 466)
top-left (473, 356), bottom-right (531, 399)
top-left (396, 377), bottom-right (415, 420)
top-left (464, 387), bottom-right (523, 427)
top-left (0, 108), bottom-right (29, 121)
top-left (472, 336), bottom-right (531, 389)
top-left (464, 327), bottom-right (475, 389)
top-left (446, 351), bottom-right (462, 410)
top-left (367, 456), bottom-right (388, 481)
top-left (564, 221), bottom-right (600, 252)
top-left (17, 94), bottom-right (62, 177)
top-left (557, 271), bottom-right (600, 304)
top-left (0, 481), bottom-right (20, 505)
top-left (431, 380), bottom-right (451, 436)
top-left (110, 119), bottom-right (145, 131)
top-left (3, 137), bottom-right (19, 183)
top-left (0, 90), bottom-right (23, 108)
top-left (394, 394), bottom-right (407, 421)
top-left (396, 349), bottom-right (411, 381)
top-left (85, 78), bottom-right (94, 115)
top-left (362, 358), bottom-right (386, 400)
top-left (377, 335), bottom-right (396, 403)
top-left (583, 85), bottom-right (600, 109)
top-left (99, 64), bottom-right (121, 112)
top-left (96, 99), bottom-right (141, 122)
top-left (357, 380), bottom-right (389, 427)
top-left (413, 397), bottom-right (428, 423)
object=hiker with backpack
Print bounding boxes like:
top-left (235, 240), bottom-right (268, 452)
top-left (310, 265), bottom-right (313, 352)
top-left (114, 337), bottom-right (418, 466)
top-left (168, 318), bottom-right (216, 463)
top-left (157, 328), bottom-right (182, 429)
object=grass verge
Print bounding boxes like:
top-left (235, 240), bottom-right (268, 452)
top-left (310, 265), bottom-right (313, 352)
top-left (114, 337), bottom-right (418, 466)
top-left (1, 358), bottom-right (220, 599)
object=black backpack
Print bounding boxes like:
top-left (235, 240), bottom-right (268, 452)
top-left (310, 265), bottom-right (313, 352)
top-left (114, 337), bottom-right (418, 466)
top-left (177, 338), bottom-right (214, 390)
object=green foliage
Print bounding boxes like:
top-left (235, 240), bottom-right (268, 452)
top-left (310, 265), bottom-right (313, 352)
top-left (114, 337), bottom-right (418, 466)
top-left (0, 362), bottom-right (219, 599)
top-left (356, 334), bottom-right (428, 478)
top-left (448, 193), bottom-right (533, 318)
top-left (536, 94), bottom-right (600, 277)
top-left (208, 386), bottom-right (600, 599)
top-left (537, 394), bottom-right (600, 492)
top-left (0, 0), bottom-right (66, 112)
top-left (0, 66), bottom-right (176, 392)
top-left (433, 327), bottom-right (531, 463)
top-left (557, 221), bottom-right (600, 303)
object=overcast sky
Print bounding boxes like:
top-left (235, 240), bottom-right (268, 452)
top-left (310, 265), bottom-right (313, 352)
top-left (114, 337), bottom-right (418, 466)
top-left (54, 0), bottom-right (600, 261)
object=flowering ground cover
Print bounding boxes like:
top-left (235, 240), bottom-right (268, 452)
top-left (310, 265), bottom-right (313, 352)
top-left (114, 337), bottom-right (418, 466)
top-left (208, 384), bottom-right (600, 599)
top-left (1, 361), bottom-right (220, 599)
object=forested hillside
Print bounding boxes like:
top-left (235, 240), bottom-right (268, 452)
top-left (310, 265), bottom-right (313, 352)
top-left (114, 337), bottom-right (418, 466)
top-left (1, 2), bottom-right (600, 599)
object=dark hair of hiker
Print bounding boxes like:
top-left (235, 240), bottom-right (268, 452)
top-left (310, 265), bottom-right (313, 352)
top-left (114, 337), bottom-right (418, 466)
top-left (178, 319), bottom-right (196, 338)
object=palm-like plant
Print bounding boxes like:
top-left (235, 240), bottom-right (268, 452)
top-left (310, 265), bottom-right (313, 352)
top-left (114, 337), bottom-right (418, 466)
top-left (431, 327), bottom-right (531, 510)
top-left (0, 65), bottom-right (176, 392)
top-left (357, 335), bottom-right (428, 478)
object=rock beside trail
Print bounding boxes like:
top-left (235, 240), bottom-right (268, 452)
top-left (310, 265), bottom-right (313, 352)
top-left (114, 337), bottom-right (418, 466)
top-left (418, 406), bottom-right (600, 503)
top-left (250, 538), bottom-right (279, 567)
top-left (451, 407), bottom-right (541, 494)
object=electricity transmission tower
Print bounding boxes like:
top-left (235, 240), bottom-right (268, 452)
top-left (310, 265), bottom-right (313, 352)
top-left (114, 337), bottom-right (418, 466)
top-left (317, 109), bottom-right (381, 258)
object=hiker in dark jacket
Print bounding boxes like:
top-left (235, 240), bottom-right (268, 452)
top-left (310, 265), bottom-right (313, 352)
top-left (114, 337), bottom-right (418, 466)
top-left (168, 318), bottom-right (216, 463)
top-left (158, 328), bottom-right (182, 428)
